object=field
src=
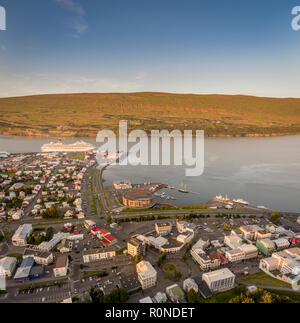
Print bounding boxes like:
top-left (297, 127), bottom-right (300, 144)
top-left (239, 271), bottom-right (291, 288)
top-left (1, 92), bottom-right (300, 137)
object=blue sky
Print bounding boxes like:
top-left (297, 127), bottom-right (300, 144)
top-left (0, 0), bottom-right (300, 97)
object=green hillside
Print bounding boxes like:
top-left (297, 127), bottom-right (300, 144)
top-left (0, 92), bottom-right (300, 137)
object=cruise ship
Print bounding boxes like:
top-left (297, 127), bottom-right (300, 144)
top-left (41, 139), bottom-right (95, 153)
top-left (0, 151), bottom-right (10, 158)
top-left (232, 198), bottom-right (249, 205)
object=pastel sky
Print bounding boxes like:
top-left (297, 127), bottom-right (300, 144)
top-left (0, 0), bottom-right (300, 98)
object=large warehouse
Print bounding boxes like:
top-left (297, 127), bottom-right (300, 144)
top-left (122, 190), bottom-right (154, 209)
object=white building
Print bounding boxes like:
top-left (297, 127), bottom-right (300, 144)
top-left (83, 247), bottom-right (116, 263)
top-left (12, 224), bottom-right (33, 247)
top-left (273, 238), bottom-right (290, 250)
top-left (225, 249), bottom-right (245, 263)
top-left (155, 222), bottom-right (172, 236)
top-left (53, 255), bottom-right (69, 277)
top-left (0, 257), bottom-right (17, 277)
top-left (183, 278), bottom-right (198, 293)
top-left (202, 268), bottom-right (235, 293)
top-left (153, 292), bottom-right (168, 303)
top-left (136, 261), bottom-right (157, 290)
top-left (224, 235), bottom-right (243, 249)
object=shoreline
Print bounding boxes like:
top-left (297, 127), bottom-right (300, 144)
top-left (1, 132), bottom-right (299, 139)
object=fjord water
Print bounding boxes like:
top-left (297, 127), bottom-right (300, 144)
top-left (1, 135), bottom-right (300, 212)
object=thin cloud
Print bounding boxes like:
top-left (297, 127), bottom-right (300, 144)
top-left (56, 0), bottom-right (88, 37)
top-left (56, 0), bottom-right (85, 16)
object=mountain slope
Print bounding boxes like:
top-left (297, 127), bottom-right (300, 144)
top-left (0, 92), bottom-right (300, 137)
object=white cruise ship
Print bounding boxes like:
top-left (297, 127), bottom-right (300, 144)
top-left (0, 151), bottom-right (10, 158)
top-left (232, 198), bottom-right (249, 205)
top-left (41, 139), bottom-right (95, 153)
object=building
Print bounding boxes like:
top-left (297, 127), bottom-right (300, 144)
top-left (83, 247), bottom-right (116, 263)
top-left (38, 232), bottom-right (68, 251)
top-left (84, 220), bottom-right (96, 229)
top-left (53, 255), bottom-right (69, 277)
top-left (113, 180), bottom-right (132, 190)
top-left (136, 260), bottom-right (157, 290)
top-left (176, 221), bottom-right (196, 234)
top-left (224, 235), bottom-right (243, 249)
top-left (153, 292), bottom-right (168, 303)
top-left (29, 265), bottom-right (45, 280)
top-left (24, 249), bottom-right (54, 265)
top-left (240, 225), bottom-right (263, 240)
top-left (238, 244), bottom-right (258, 260)
top-left (127, 237), bottom-right (145, 258)
top-left (176, 232), bottom-right (194, 245)
top-left (297, 217), bottom-right (300, 225)
top-left (183, 278), bottom-right (198, 293)
top-left (14, 257), bottom-right (35, 282)
top-left (155, 222), bottom-right (172, 236)
top-left (12, 224), bottom-right (33, 247)
top-left (0, 257), bottom-right (17, 277)
top-left (139, 296), bottom-right (153, 303)
top-left (256, 239), bottom-right (276, 256)
top-left (225, 249), bottom-right (245, 263)
top-left (166, 284), bottom-right (185, 303)
top-left (260, 248), bottom-right (300, 277)
top-left (122, 190), bottom-right (153, 208)
top-left (273, 238), bottom-right (290, 250)
top-left (190, 239), bottom-right (220, 271)
top-left (147, 236), bottom-right (168, 250)
top-left (202, 268), bottom-right (235, 293)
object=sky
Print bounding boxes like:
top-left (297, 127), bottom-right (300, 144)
top-left (0, 0), bottom-right (300, 98)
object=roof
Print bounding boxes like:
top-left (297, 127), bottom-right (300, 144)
top-left (203, 268), bottom-right (235, 282)
top-left (12, 224), bottom-right (32, 241)
top-left (55, 255), bottom-right (68, 268)
top-left (136, 261), bottom-right (157, 279)
top-left (124, 190), bottom-right (153, 201)
top-left (166, 284), bottom-right (185, 298)
top-left (29, 265), bottom-right (44, 276)
top-left (83, 247), bottom-right (116, 256)
top-left (0, 257), bottom-right (17, 271)
top-left (20, 257), bottom-right (35, 268)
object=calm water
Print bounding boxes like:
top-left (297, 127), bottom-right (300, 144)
top-left (1, 135), bottom-right (300, 212)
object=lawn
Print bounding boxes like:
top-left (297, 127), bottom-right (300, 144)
top-left (205, 288), bottom-right (241, 303)
top-left (239, 271), bottom-right (291, 288)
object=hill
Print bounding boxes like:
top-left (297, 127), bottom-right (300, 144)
top-left (0, 92), bottom-right (300, 137)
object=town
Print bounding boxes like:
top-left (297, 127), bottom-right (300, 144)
top-left (0, 149), bottom-right (300, 304)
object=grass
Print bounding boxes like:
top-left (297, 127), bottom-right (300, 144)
top-left (1, 92), bottom-right (300, 137)
top-left (204, 288), bottom-right (241, 303)
top-left (239, 271), bottom-right (291, 288)
top-left (68, 153), bottom-right (85, 160)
